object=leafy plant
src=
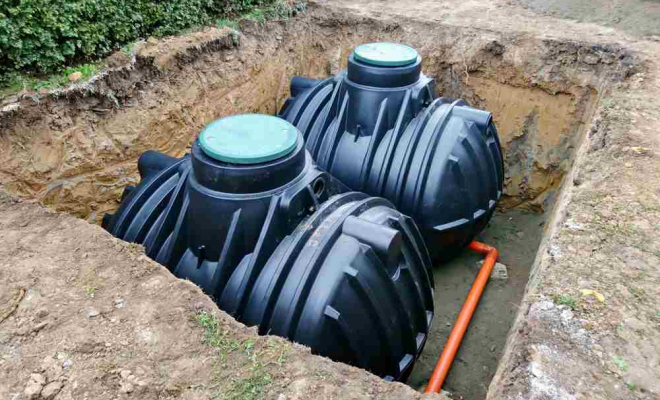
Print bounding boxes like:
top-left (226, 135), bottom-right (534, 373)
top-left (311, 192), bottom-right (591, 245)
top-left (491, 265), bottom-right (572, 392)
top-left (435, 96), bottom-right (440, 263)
top-left (0, 0), bottom-right (277, 83)
top-left (553, 294), bottom-right (578, 309)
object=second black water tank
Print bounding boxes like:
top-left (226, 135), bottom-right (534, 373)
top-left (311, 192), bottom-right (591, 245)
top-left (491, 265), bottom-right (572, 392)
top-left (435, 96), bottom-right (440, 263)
top-left (280, 43), bottom-right (505, 261)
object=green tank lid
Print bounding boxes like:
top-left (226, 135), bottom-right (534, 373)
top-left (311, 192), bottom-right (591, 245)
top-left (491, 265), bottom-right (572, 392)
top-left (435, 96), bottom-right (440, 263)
top-left (353, 42), bottom-right (419, 67)
top-left (198, 114), bottom-right (298, 164)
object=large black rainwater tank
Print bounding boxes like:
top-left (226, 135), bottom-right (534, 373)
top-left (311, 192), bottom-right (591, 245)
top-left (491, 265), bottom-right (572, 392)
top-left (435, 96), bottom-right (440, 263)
top-left (279, 43), bottom-right (505, 261)
top-left (103, 114), bottom-right (434, 381)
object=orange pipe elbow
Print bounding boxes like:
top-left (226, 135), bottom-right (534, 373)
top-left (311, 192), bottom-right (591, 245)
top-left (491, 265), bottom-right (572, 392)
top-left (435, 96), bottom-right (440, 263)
top-left (424, 241), bottom-right (499, 394)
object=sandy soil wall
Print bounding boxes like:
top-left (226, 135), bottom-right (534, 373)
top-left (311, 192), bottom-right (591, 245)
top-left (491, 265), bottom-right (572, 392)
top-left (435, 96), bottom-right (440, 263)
top-left (0, 7), bottom-right (632, 223)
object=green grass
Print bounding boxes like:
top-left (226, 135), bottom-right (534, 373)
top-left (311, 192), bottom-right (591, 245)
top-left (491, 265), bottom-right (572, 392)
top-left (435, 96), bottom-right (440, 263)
top-left (121, 43), bottom-right (136, 56)
top-left (0, 74), bottom-right (36, 98)
top-left (226, 366), bottom-right (272, 400)
top-left (197, 311), bottom-right (279, 399)
top-left (198, 311), bottom-right (241, 358)
top-left (1, 63), bottom-right (101, 98)
top-left (242, 0), bottom-right (306, 24)
top-left (84, 286), bottom-right (98, 297)
top-left (612, 355), bottom-right (629, 372)
top-left (553, 294), bottom-right (578, 309)
top-left (216, 18), bottom-right (240, 30)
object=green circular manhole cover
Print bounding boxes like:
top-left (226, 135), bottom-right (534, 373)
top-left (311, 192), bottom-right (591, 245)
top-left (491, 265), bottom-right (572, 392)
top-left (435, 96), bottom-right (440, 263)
top-left (353, 42), bottom-right (419, 67)
top-left (198, 114), bottom-right (298, 164)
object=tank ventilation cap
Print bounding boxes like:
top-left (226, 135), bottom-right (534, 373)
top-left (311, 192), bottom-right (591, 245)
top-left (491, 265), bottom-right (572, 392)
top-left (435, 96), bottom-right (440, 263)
top-left (353, 42), bottom-right (419, 67)
top-left (199, 114), bottom-right (298, 164)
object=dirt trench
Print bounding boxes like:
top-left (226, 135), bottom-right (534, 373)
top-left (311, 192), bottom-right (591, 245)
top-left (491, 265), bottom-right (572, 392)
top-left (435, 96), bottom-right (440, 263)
top-left (1, 2), bottom-right (658, 400)
top-left (0, 4), bottom-right (631, 223)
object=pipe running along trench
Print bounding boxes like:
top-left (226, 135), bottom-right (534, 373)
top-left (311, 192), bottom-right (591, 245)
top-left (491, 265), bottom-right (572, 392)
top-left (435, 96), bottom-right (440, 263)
top-left (425, 241), bottom-right (500, 393)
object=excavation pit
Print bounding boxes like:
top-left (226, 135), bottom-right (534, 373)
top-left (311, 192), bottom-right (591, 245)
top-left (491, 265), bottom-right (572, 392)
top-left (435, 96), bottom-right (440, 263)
top-left (0, 5), bottom-right (641, 400)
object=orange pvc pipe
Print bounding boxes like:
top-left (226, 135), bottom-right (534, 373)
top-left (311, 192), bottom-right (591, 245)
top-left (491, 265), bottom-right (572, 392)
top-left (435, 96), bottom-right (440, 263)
top-left (425, 241), bottom-right (499, 393)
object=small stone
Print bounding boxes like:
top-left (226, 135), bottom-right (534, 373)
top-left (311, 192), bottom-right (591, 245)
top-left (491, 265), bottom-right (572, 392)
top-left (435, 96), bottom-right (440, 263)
top-left (105, 342), bottom-right (111, 347)
top-left (120, 370), bottom-right (132, 380)
top-left (624, 162), bottom-right (633, 168)
top-left (32, 321), bottom-right (49, 333)
top-left (85, 308), bottom-right (100, 318)
top-left (537, 300), bottom-right (555, 311)
top-left (582, 54), bottom-right (600, 65)
top-left (24, 374), bottom-right (45, 399)
top-left (477, 260), bottom-right (508, 280)
top-left (62, 360), bottom-right (73, 369)
top-left (561, 309), bottom-right (574, 324)
top-left (68, 71), bottom-right (83, 82)
top-left (24, 382), bottom-right (42, 399)
top-left (120, 382), bottom-right (134, 393)
top-left (42, 357), bottom-right (63, 381)
top-left (530, 362), bottom-right (543, 378)
top-left (41, 381), bottom-right (63, 399)
top-left (147, 37), bottom-right (158, 45)
top-left (30, 374), bottom-right (46, 386)
top-left (492, 262), bottom-right (508, 280)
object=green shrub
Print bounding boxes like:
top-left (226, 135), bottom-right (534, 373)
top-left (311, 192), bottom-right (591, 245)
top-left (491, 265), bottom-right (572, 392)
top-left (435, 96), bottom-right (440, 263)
top-left (0, 0), bottom-right (270, 83)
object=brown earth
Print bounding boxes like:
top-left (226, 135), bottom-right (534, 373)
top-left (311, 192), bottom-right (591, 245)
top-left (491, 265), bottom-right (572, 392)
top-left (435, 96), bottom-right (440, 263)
top-left (1, 1), bottom-right (660, 399)
top-left (519, 0), bottom-right (660, 37)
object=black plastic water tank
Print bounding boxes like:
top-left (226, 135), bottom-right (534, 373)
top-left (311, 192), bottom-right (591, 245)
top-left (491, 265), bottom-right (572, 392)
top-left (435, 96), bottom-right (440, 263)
top-left (103, 114), bottom-right (434, 381)
top-left (227, 192), bottom-right (435, 381)
top-left (103, 115), bottom-right (344, 301)
top-left (279, 43), bottom-right (505, 261)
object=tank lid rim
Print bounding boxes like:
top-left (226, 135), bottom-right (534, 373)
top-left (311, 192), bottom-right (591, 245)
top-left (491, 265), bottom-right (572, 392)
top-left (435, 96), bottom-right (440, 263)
top-left (353, 42), bottom-right (419, 67)
top-left (198, 114), bottom-right (299, 165)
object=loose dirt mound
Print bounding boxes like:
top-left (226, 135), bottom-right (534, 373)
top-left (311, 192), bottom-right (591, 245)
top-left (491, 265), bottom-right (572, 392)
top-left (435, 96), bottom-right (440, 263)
top-left (0, 192), bottom-right (443, 400)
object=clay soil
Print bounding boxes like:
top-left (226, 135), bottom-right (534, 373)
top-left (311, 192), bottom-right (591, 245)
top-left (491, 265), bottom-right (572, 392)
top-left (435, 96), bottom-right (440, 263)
top-left (2, 1), bottom-right (660, 399)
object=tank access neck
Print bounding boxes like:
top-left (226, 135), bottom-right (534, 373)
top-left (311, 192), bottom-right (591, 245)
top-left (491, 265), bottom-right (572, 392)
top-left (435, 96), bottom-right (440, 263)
top-left (191, 114), bottom-right (306, 194)
top-left (348, 42), bottom-right (423, 88)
